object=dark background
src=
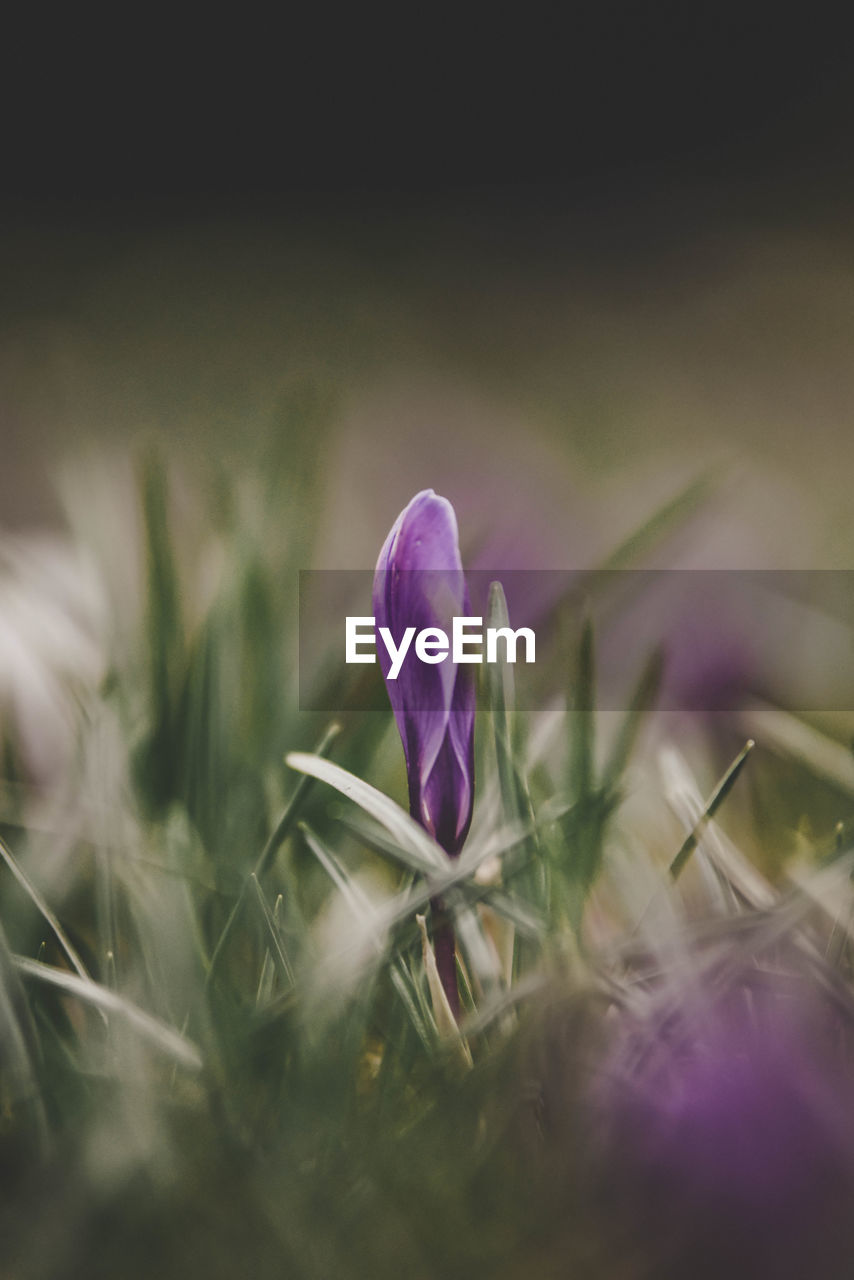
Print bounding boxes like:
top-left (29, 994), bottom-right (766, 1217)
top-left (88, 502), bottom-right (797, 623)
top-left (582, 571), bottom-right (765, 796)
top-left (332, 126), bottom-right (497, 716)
top-left (3, 5), bottom-right (853, 561)
top-left (3, 6), bottom-right (852, 221)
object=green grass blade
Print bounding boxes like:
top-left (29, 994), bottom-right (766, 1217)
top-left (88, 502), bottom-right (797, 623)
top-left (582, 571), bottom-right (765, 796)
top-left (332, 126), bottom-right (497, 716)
top-left (14, 956), bottom-right (203, 1071)
top-left (206, 722), bottom-right (339, 988)
top-left (255, 893), bottom-right (283, 1006)
top-left (0, 832), bottom-right (93, 985)
top-left (669, 739), bottom-right (756, 880)
top-left (249, 878), bottom-right (294, 990)
top-left (601, 645), bottom-right (665, 792)
top-left (0, 921), bottom-right (49, 1149)
top-left (298, 822), bottom-right (376, 920)
top-left (537, 473), bottom-right (715, 624)
top-left (486, 581), bottom-right (537, 833)
top-left (596, 473), bottom-right (714, 573)
top-left (389, 959), bottom-right (435, 1056)
top-left (464, 886), bottom-right (545, 939)
top-left (256, 722), bottom-right (341, 877)
top-left (285, 753), bottom-right (447, 876)
top-left (570, 611), bottom-right (596, 801)
top-left (137, 450), bottom-right (185, 813)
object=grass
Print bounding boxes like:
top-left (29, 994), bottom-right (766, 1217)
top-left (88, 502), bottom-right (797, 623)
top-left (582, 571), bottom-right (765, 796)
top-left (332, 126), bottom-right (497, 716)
top-left (2, 451), bottom-right (854, 1278)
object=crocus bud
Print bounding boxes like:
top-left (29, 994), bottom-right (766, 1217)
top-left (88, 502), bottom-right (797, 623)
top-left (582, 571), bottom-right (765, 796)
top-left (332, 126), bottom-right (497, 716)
top-left (373, 489), bottom-right (475, 857)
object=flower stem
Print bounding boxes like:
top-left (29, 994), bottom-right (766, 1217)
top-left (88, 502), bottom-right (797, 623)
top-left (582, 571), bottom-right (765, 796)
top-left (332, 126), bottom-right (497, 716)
top-left (431, 901), bottom-right (459, 1016)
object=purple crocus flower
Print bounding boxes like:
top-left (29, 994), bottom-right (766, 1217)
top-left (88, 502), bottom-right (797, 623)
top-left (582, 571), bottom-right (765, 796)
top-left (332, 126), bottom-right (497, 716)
top-left (373, 489), bottom-right (475, 855)
top-left (589, 966), bottom-right (854, 1279)
top-left (373, 489), bottom-right (476, 1008)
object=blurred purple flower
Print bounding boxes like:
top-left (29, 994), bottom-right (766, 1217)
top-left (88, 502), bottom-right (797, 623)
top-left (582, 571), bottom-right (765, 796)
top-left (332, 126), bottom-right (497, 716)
top-left (373, 490), bottom-right (475, 1013)
top-left (591, 967), bottom-right (854, 1279)
top-left (373, 489), bottom-right (475, 857)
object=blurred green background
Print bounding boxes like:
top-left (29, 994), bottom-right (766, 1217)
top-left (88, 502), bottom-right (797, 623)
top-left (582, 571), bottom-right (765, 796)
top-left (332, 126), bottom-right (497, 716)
top-left (3, 195), bottom-right (854, 569)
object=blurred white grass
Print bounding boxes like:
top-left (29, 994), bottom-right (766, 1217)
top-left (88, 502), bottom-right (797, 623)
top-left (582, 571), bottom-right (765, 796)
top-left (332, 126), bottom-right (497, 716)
top-left (0, 533), bottom-right (106, 782)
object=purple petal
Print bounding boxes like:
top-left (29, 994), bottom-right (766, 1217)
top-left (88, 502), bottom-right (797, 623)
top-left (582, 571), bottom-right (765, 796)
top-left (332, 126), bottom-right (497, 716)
top-left (591, 969), bottom-right (854, 1276)
top-left (373, 490), bottom-right (475, 855)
